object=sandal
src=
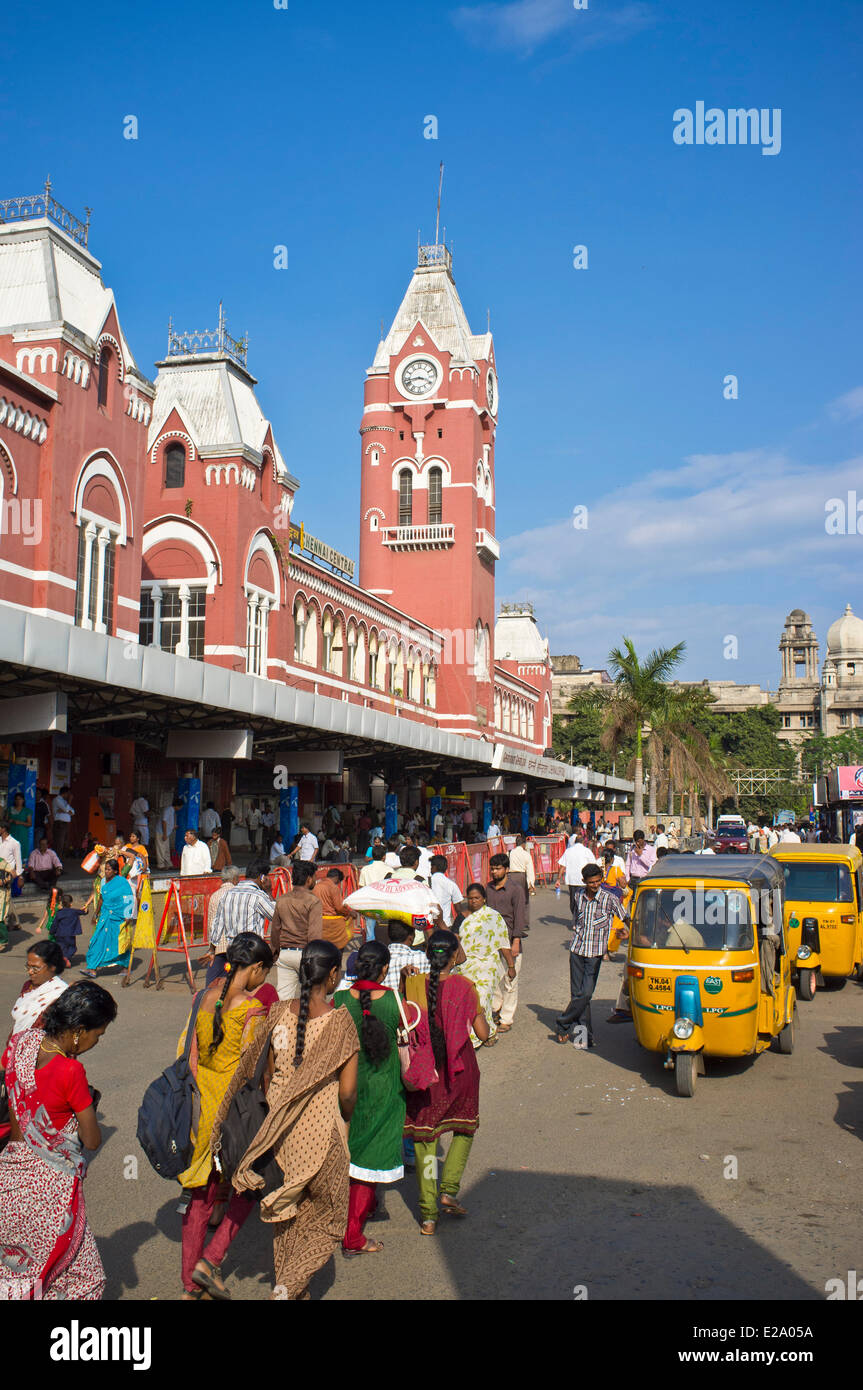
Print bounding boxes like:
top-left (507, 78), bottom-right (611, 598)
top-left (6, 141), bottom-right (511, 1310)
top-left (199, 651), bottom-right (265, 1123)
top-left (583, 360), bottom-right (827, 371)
top-left (440, 1196), bottom-right (467, 1216)
top-left (181, 1287), bottom-right (211, 1300)
top-left (555, 1032), bottom-right (570, 1044)
top-left (420, 1220), bottom-right (437, 1236)
top-left (191, 1258), bottom-right (231, 1300)
top-left (497, 1023), bottom-right (513, 1033)
top-left (483, 1034), bottom-right (499, 1047)
top-left (342, 1239), bottom-right (384, 1257)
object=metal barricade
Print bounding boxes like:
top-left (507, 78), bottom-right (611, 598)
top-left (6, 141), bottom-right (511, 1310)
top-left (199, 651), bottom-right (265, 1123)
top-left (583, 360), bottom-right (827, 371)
top-left (144, 873), bottom-right (223, 992)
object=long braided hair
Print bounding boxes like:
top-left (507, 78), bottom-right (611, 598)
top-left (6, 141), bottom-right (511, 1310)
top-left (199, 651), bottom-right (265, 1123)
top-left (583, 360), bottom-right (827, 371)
top-left (425, 929), bottom-right (459, 1070)
top-left (353, 940), bottom-right (391, 1064)
top-left (293, 939), bottom-right (340, 1067)
top-left (209, 932), bottom-right (274, 1055)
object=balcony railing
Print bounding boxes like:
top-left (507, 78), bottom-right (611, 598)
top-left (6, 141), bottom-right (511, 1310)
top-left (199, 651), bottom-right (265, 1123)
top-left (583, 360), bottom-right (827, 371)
top-left (417, 243), bottom-right (452, 270)
top-left (166, 302), bottom-right (248, 369)
top-left (381, 523), bottom-right (455, 550)
top-left (0, 178), bottom-right (91, 248)
top-left (476, 528), bottom-right (500, 561)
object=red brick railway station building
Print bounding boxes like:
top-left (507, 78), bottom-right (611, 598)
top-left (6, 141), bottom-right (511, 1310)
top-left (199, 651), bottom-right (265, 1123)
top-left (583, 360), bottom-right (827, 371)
top-left (0, 183), bottom-right (629, 840)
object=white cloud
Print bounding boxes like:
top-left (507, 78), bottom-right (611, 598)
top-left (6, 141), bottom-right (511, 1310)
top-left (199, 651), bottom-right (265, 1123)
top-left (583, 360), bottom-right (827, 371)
top-left (828, 386), bottom-right (863, 422)
top-left (452, 0), bottom-right (654, 55)
top-left (498, 446), bottom-right (863, 681)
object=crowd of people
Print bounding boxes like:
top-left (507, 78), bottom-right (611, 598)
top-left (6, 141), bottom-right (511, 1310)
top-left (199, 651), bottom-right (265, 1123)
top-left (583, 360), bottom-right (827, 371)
top-left (3, 793), bottom-right (839, 1301)
top-left (0, 831), bottom-right (533, 1300)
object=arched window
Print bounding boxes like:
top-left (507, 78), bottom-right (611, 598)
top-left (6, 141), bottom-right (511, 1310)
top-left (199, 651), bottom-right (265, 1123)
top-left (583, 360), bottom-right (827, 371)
top-left (494, 689), bottom-right (501, 727)
top-left (321, 612), bottom-right (343, 676)
top-left (164, 444), bottom-right (186, 489)
top-left (520, 703), bottom-right (528, 739)
top-left (322, 611), bottom-right (334, 671)
top-left (368, 632), bottom-right (378, 688)
top-left (388, 641), bottom-right (399, 694)
top-left (294, 599), bottom-right (307, 664)
top-left (347, 623), bottom-right (358, 681)
top-left (97, 349), bottom-right (112, 408)
top-left (426, 663), bottom-right (437, 709)
top-left (398, 469), bottom-right (413, 527)
top-left (428, 466), bottom-right (442, 525)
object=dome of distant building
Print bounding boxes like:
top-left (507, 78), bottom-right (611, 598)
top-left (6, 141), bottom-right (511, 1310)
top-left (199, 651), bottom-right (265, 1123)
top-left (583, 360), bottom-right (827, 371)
top-left (826, 603), bottom-right (863, 659)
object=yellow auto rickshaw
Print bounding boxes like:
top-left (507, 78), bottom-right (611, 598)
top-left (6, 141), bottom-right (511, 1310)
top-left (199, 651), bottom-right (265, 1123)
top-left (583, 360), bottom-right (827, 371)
top-left (628, 855), bottom-right (796, 1097)
top-left (769, 843), bottom-right (863, 999)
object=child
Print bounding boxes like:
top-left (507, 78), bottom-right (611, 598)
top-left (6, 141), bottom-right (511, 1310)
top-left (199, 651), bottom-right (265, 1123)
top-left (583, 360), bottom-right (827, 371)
top-left (51, 893), bottom-right (86, 967)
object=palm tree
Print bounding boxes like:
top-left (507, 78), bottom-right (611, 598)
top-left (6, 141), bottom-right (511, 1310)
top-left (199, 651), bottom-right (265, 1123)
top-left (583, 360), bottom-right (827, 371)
top-left (602, 638), bottom-right (687, 831)
top-left (661, 688), bottom-right (733, 827)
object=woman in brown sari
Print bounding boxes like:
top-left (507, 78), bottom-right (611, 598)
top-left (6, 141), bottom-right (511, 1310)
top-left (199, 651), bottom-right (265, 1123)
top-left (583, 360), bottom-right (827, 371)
top-left (213, 939), bottom-right (358, 1300)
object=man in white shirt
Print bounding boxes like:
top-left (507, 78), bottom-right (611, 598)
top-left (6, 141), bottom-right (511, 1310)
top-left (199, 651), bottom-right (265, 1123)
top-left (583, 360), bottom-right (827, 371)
top-left (155, 798), bottom-right (182, 869)
top-left (246, 803), bottom-right (262, 852)
top-left (383, 837), bottom-right (401, 870)
top-left (653, 824), bottom-right (669, 850)
top-left (404, 835), bottom-right (432, 881)
top-left (180, 829), bottom-right (213, 876)
top-left (0, 823), bottom-right (23, 878)
top-left (779, 825), bottom-right (802, 843)
top-left (130, 795), bottom-right (150, 846)
top-left (430, 855), bottom-right (468, 928)
top-left (291, 824), bottom-right (319, 862)
top-left (199, 801), bottom-right (222, 838)
top-left (557, 840), bottom-right (599, 913)
top-left (51, 786), bottom-right (74, 859)
top-left (359, 844), bottom-right (389, 887)
top-left (269, 833), bottom-right (287, 862)
top-left (487, 819), bottom-right (501, 841)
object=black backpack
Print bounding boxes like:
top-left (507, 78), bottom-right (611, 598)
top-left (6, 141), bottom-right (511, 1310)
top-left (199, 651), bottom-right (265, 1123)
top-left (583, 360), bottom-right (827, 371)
top-left (212, 1030), bottom-right (281, 1197)
top-left (136, 991), bottom-right (204, 1180)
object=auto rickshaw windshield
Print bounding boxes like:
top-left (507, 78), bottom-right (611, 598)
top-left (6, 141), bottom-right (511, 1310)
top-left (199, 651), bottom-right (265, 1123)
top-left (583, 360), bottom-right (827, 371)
top-left (634, 887), bottom-right (754, 951)
top-left (781, 862), bottom-right (853, 903)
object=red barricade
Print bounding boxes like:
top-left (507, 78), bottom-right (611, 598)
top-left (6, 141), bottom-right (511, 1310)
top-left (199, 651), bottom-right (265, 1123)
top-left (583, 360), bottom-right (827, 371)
top-left (312, 863), bottom-right (358, 894)
top-left (531, 835), bottom-right (566, 884)
top-left (169, 875), bottom-right (223, 943)
top-left (145, 874), bottom-right (224, 992)
top-left (464, 841), bottom-right (492, 890)
top-left (270, 866), bottom-right (292, 897)
top-left (428, 841), bottom-right (469, 893)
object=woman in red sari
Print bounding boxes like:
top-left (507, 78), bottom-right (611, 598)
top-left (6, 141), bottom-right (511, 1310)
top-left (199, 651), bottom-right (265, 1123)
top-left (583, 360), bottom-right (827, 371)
top-left (0, 980), bottom-right (117, 1300)
top-left (404, 929), bottom-right (490, 1235)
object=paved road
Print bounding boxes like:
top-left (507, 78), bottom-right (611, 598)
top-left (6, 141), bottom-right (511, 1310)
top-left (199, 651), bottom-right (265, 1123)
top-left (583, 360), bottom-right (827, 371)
top-left (2, 887), bottom-right (860, 1301)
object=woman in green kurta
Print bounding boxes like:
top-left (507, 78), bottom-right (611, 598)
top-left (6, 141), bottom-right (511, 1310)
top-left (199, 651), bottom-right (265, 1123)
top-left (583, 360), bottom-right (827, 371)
top-left (334, 940), bottom-right (405, 1255)
top-left (9, 794), bottom-right (31, 862)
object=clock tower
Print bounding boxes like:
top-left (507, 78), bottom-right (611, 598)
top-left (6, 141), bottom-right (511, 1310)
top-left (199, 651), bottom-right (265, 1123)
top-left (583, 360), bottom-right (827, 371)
top-left (359, 243), bottom-right (499, 736)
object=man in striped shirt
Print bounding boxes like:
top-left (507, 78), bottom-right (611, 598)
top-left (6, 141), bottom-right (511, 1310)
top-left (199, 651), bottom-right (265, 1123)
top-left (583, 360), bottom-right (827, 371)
top-left (209, 861), bottom-right (275, 966)
top-left (555, 863), bottom-right (629, 1048)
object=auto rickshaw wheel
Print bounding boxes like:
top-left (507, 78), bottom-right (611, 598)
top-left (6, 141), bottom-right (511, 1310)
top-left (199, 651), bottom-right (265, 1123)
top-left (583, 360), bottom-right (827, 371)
top-left (797, 968), bottom-right (816, 1001)
top-left (777, 1007), bottom-right (795, 1054)
top-left (674, 1052), bottom-right (698, 1097)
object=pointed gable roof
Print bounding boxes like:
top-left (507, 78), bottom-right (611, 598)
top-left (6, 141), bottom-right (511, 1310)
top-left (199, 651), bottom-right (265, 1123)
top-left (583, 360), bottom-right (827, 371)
top-left (371, 247), bottom-right (481, 372)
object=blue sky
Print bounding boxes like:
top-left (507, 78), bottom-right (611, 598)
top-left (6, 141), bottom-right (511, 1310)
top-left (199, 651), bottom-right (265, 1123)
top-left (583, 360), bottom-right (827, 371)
top-left (3, 0), bottom-right (861, 686)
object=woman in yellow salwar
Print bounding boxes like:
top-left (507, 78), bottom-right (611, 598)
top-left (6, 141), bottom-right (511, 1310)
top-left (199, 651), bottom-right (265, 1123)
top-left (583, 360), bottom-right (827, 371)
top-left (176, 932), bottom-right (275, 1300)
top-left (213, 940), bottom-right (359, 1302)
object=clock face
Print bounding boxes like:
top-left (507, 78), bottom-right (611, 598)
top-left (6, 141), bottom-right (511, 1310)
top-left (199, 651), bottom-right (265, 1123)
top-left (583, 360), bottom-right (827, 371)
top-left (486, 369), bottom-right (497, 414)
top-left (400, 358), bottom-right (439, 396)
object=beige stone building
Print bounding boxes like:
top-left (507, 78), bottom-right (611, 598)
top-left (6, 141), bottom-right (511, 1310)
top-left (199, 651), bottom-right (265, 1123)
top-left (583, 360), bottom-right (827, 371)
top-left (553, 604), bottom-right (863, 745)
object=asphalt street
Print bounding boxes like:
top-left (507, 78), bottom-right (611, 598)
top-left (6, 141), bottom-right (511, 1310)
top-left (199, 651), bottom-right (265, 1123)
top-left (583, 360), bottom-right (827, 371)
top-left (1, 886), bottom-right (860, 1302)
